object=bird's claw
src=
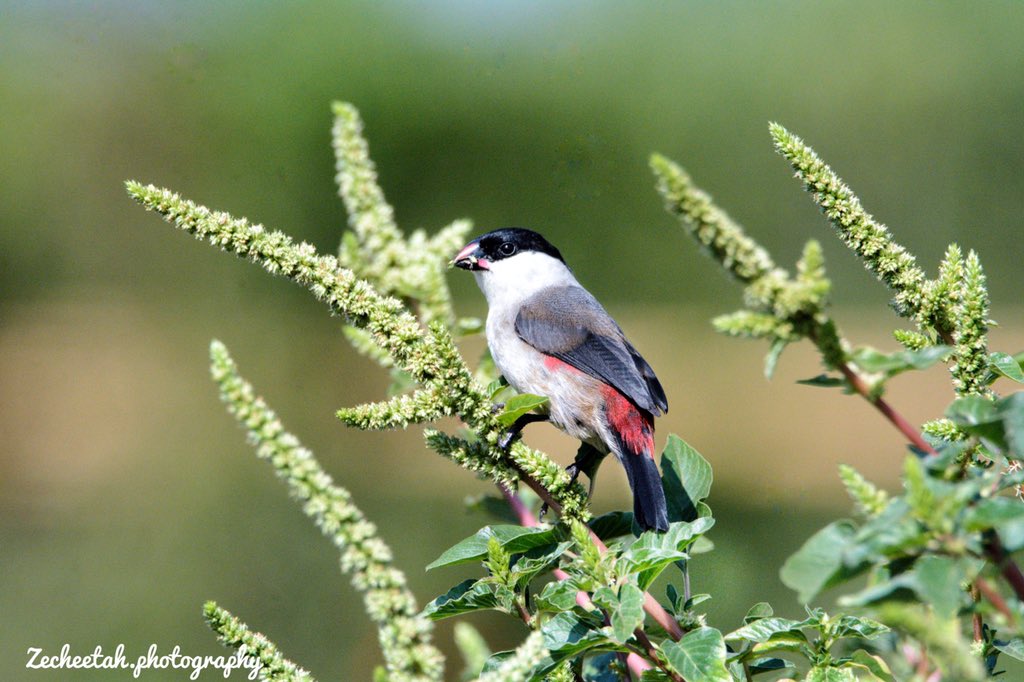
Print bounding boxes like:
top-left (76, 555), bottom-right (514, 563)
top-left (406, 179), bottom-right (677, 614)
top-left (498, 430), bottom-right (519, 452)
top-left (537, 461), bottom-right (588, 521)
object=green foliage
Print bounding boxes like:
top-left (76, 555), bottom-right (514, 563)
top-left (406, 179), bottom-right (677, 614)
top-left (724, 606), bottom-right (891, 681)
top-left (134, 103), bottom-right (1024, 680)
top-left (208, 341), bottom-right (443, 681)
top-left (838, 465), bottom-right (888, 518)
top-left (654, 123), bottom-right (1024, 680)
top-left (453, 623), bottom-right (491, 682)
top-left (424, 439), bottom-right (723, 680)
top-left (203, 601), bottom-right (315, 681)
top-left (496, 393), bottom-right (551, 427)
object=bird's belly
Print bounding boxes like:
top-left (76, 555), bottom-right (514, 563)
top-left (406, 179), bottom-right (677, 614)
top-left (487, 327), bottom-right (604, 444)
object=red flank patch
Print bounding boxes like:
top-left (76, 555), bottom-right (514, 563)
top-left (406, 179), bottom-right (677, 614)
top-left (601, 386), bottom-right (654, 456)
top-left (543, 355), bottom-right (579, 373)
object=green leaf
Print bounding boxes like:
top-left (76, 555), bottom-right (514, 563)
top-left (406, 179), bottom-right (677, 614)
top-left (610, 583), bottom-right (645, 643)
top-left (639, 671), bottom-right (674, 682)
top-left (422, 579), bottom-right (512, 620)
top-left (690, 534), bottom-right (714, 554)
top-left (912, 556), bottom-right (969, 618)
top-left (749, 633), bottom-right (814, 658)
top-left (990, 352), bottom-right (1024, 383)
top-left (947, 395), bottom-right (999, 426)
top-left (838, 572), bottom-right (917, 608)
top-left (851, 345), bottom-right (951, 376)
top-left (661, 435), bottom-right (713, 522)
top-left (684, 593), bottom-right (712, 610)
top-left (725, 617), bottom-right (808, 644)
top-left (588, 511), bottom-right (635, 540)
top-left (744, 602), bottom-right (774, 623)
top-left (997, 393), bottom-right (1024, 457)
top-left (485, 376), bottom-right (509, 399)
top-left (480, 650), bottom-right (514, 673)
top-left (780, 520), bottom-right (860, 603)
top-left (510, 541), bottom-right (572, 587)
top-left (581, 653), bottom-right (621, 682)
top-left (464, 494), bottom-right (520, 524)
top-left (386, 367), bottom-right (416, 396)
top-left (847, 649), bottom-right (895, 682)
top-left (535, 579), bottom-right (580, 613)
top-left (995, 515), bottom-right (1024, 552)
top-left (806, 665), bottom-right (856, 682)
top-left (662, 627), bottom-right (731, 682)
top-left (993, 638), bottom-right (1024, 662)
top-left (747, 657), bottom-right (794, 676)
top-left (540, 612), bottom-right (610, 663)
top-left (963, 496), bottom-right (1024, 532)
top-left (625, 518), bottom-right (713, 589)
top-left (764, 338), bottom-right (788, 379)
top-left (832, 614), bottom-right (890, 639)
top-left (849, 498), bottom-right (926, 560)
top-left (946, 396), bottom-right (1007, 452)
top-left (496, 393), bottom-right (549, 426)
top-left (427, 525), bottom-right (561, 570)
top-left (796, 374), bottom-right (845, 388)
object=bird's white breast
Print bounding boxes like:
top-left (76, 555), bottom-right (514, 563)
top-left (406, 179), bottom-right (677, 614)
top-left (475, 253), bottom-right (605, 445)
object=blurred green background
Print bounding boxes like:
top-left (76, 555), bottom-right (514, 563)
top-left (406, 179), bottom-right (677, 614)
top-left (2, 2), bottom-right (1023, 679)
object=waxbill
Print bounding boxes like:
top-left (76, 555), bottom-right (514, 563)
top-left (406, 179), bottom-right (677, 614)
top-left (453, 228), bottom-right (670, 532)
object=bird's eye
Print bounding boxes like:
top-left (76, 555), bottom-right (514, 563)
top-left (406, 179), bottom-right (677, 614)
top-left (498, 242), bottom-right (517, 257)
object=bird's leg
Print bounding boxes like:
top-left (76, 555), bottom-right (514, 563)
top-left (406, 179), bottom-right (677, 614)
top-left (539, 442), bottom-right (606, 522)
top-left (498, 412), bottom-right (549, 451)
top-left (566, 442), bottom-right (606, 496)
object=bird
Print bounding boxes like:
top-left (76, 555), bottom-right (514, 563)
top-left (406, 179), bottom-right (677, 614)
top-left (453, 227), bottom-right (670, 532)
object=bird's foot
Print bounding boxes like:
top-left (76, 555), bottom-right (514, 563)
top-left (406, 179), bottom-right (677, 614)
top-left (497, 413), bottom-right (549, 452)
top-left (538, 460), bottom-right (588, 521)
top-left (497, 429), bottom-right (519, 452)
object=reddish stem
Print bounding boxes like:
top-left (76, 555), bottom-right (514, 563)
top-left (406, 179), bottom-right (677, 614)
top-left (498, 485), bottom-right (660, 680)
top-left (829, 350), bottom-right (1024, 603)
top-left (970, 584), bottom-right (984, 643)
top-left (975, 576), bottom-right (1015, 624)
top-left (834, 361), bottom-right (935, 454)
top-left (982, 531), bottom-right (1024, 604)
top-left (510, 470), bottom-right (687, 640)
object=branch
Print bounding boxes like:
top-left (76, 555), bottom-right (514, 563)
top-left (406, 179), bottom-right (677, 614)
top-left (127, 181), bottom-right (590, 521)
top-left (204, 601), bottom-right (314, 682)
top-left (769, 123), bottom-right (928, 321)
top-left (210, 341), bottom-right (444, 681)
top-left (498, 486), bottom-right (679, 682)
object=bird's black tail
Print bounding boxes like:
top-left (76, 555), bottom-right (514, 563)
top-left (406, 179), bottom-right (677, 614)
top-left (602, 390), bottom-right (669, 531)
top-left (619, 451), bottom-right (669, 532)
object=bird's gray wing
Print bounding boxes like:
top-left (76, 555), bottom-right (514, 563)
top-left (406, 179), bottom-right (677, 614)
top-left (514, 286), bottom-right (667, 415)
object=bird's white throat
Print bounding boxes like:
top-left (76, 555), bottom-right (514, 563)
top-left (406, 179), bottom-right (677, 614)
top-left (473, 251), bottom-right (578, 309)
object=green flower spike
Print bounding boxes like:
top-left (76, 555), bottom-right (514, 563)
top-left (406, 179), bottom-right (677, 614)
top-left (769, 123), bottom-right (928, 321)
top-left (210, 341), bottom-right (444, 681)
top-left (204, 601), bottom-right (315, 682)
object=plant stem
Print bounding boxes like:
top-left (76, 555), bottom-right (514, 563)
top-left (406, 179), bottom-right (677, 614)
top-left (982, 531), bottom-right (1024, 604)
top-left (974, 576), bottom-right (1015, 624)
top-left (970, 584), bottom-right (984, 643)
top-left (833, 361), bottom-right (935, 454)
top-left (807, 329), bottom-right (1024, 605)
top-left (499, 483), bottom-right (659, 679)
top-left (510, 469), bottom-right (687, 640)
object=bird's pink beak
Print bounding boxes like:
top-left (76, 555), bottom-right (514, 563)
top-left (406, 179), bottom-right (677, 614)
top-left (452, 242), bottom-right (490, 271)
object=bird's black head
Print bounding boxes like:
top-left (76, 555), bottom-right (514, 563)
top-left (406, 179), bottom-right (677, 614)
top-left (452, 228), bottom-right (565, 271)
